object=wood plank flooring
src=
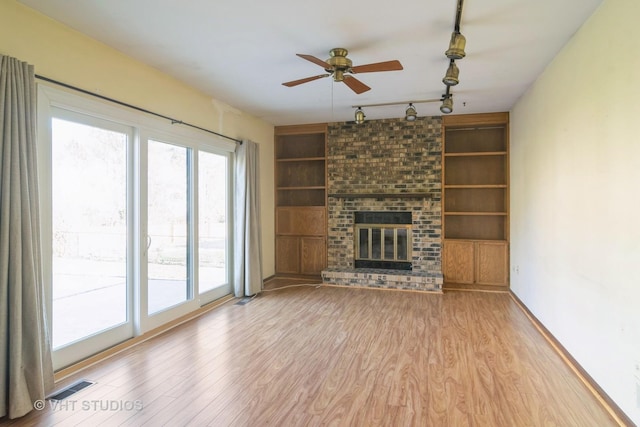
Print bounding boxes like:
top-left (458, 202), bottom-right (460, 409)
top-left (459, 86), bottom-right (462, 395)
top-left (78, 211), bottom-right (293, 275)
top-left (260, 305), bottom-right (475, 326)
top-left (1, 283), bottom-right (620, 426)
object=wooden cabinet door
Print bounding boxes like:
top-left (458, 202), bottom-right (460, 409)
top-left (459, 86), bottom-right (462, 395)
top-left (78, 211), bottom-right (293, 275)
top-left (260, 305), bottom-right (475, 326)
top-left (443, 240), bottom-right (475, 284)
top-left (476, 241), bottom-right (508, 286)
top-left (276, 236), bottom-right (300, 274)
top-left (300, 237), bottom-right (326, 275)
top-left (276, 207), bottom-right (326, 236)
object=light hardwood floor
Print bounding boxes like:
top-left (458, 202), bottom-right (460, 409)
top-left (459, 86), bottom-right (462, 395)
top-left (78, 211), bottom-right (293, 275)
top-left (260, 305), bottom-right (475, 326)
top-left (2, 282), bottom-right (621, 426)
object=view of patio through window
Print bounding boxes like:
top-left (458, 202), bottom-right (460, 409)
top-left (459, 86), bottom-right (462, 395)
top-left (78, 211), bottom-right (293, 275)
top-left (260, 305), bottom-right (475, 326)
top-left (147, 140), bottom-right (190, 314)
top-left (51, 117), bottom-right (129, 349)
top-left (198, 151), bottom-right (228, 293)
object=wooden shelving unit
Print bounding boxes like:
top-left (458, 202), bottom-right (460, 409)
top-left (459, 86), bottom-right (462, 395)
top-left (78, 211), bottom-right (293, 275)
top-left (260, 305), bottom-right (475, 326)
top-left (274, 123), bottom-right (327, 276)
top-left (442, 113), bottom-right (509, 287)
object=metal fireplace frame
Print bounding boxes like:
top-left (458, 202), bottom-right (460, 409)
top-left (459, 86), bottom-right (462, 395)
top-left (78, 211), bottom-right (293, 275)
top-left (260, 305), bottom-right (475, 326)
top-left (354, 222), bottom-right (413, 270)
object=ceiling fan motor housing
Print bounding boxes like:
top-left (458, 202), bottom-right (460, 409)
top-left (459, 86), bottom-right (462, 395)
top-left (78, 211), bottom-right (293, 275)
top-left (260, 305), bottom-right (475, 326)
top-left (327, 48), bottom-right (352, 81)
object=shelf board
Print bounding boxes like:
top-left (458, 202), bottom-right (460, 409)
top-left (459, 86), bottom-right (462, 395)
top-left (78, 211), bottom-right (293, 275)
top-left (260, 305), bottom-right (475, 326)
top-left (276, 157), bottom-right (326, 162)
top-left (277, 186), bottom-right (326, 191)
top-left (276, 205), bottom-right (326, 210)
top-left (444, 151), bottom-right (507, 157)
top-left (274, 123), bottom-right (327, 135)
top-left (443, 238), bottom-right (509, 243)
top-left (442, 112), bottom-right (509, 127)
top-left (444, 184), bottom-right (507, 189)
top-left (444, 212), bottom-right (507, 216)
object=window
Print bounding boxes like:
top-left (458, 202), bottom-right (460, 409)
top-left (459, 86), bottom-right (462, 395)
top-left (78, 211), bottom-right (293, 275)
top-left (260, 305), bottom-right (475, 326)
top-left (38, 85), bottom-right (235, 369)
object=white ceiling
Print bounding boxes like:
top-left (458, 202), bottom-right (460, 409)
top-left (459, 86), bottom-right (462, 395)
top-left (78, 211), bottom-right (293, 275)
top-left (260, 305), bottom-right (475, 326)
top-left (19, 0), bottom-right (603, 126)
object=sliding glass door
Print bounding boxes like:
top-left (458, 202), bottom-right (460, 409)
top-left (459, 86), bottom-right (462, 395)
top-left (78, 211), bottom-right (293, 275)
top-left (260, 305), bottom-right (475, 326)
top-left (147, 140), bottom-right (191, 314)
top-left (198, 151), bottom-right (229, 297)
top-left (50, 110), bottom-right (134, 368)
top-left (40, 85), bottom-right (234, 370)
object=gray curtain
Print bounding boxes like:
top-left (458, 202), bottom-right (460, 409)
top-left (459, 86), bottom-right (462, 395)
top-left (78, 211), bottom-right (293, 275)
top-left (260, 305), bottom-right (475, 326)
top-left (0, 55), bottom-right (54, 419)
top-left (233, 140), bottom-right (263, 297)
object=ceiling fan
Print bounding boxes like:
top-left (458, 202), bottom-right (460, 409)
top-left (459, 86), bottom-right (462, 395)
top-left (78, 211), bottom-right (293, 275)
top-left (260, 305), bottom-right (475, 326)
top-left (282, 48), bottom-right (403, 94)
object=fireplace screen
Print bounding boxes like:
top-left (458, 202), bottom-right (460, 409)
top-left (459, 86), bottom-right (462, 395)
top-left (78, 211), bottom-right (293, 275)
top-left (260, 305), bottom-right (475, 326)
top-left (354, 212), bottom-right (412, 270)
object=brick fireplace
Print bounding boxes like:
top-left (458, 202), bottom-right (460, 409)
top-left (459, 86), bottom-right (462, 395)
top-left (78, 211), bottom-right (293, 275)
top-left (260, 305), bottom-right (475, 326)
top-left (321, 116), bottom-right (443, 292)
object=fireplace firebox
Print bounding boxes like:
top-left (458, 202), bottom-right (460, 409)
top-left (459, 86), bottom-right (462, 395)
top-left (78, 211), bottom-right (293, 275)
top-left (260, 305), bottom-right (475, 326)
top-left (354, 211), bottom-right (412, 270)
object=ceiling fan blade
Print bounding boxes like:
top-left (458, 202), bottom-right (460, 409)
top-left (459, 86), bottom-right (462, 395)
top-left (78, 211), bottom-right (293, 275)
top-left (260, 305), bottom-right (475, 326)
top-left (296, 54), bottom-right (332, 69)
top-left (282, 74), bottom-right (330, 87)
top-left (342, 75), bottom-right (371, 94)
top-left (350, 60), bottom-right (403, 74)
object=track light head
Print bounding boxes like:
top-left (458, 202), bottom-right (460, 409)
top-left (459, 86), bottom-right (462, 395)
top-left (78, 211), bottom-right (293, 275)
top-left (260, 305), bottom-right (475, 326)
top-left (445, 32), bottom-right (466, 60)
top-left (440, 95), bottom-right (453, 114)
top-left (405, 103), bottom-right (417, 121)
top-left (443, 61), bottom-right (460, 86)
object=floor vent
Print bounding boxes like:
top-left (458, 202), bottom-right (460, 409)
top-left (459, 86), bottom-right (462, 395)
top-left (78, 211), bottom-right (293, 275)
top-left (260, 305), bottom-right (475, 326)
top-left (235, 297), bottom-right (254, 306)
top-left (48, 380), bottom-right (95, 401)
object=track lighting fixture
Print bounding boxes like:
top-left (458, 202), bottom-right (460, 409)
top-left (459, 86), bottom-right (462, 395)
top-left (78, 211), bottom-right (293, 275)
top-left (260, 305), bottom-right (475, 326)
top-left (405, 103), bottom-right (417, 121)
top-left (438, 0), bottom-right (465, 115)
top-left (445, 32), bottom-right (466, 60)
top-left (442, 61), bottom-right (459, 86)
top-left (350, 99), bottom-right (440, 122)
top-left (440, 94), bottom-right (453, 114)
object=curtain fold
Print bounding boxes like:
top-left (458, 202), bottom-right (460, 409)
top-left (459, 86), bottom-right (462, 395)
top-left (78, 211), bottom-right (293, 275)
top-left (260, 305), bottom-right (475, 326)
top-left (233, 140), bottom-right (263, 297)
top-left (0, 55), bottom-right (54, 419)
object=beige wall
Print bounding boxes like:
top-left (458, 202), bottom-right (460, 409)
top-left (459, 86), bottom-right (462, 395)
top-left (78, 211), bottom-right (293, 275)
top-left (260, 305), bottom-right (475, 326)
top-left (1, 0), bottom-right (276, 278)
top-left (510, 0), bottom-right (640, 422)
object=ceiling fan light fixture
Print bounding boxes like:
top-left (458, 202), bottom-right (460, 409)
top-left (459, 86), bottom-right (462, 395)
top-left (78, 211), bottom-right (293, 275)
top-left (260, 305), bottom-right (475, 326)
top-left (440, 95), bottom-right (454, 114)
top-left (445, 32), bottom-right (466, 60)
top-left (405, 103), bottom-right (417, 121)
top-left (443, 61), bottom-right (460, 86)
top-left (355, 107), bottom-right (366, 124)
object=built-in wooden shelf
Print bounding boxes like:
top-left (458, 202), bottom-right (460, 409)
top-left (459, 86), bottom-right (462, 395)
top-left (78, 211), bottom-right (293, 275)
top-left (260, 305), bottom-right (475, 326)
top-left (442, 112), bottom-right (510, 287)
top-left (275, 124), bottom-right (328, 276)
